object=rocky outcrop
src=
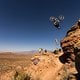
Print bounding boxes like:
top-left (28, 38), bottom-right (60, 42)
top-left (61, 20), bottom-right (80, 62)
top-left (60, 20), bottom-right (80, 74)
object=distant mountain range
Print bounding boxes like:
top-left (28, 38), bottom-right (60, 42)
top-left (0, 50), bottom-right (38, 54)
top-left (16, 50), bottom-right (38, 54)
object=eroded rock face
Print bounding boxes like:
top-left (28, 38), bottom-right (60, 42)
top-left (60, 20), bottom-right (80, 74)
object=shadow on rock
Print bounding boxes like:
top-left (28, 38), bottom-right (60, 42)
top-left (73, 73), bottom-right (80, 80)
top-left (59, 53), bottom-right (70, 64)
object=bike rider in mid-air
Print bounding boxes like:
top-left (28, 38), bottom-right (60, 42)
top-left (50, 15), bottom-right (64, 29)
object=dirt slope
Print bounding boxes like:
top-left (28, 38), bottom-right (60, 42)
top-left (24, 52), bottom-right (67, 80)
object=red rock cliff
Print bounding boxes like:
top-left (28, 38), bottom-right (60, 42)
top-left (60, 20), bottom-right (80, 74)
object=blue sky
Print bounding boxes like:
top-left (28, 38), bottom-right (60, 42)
top-left (0, 0), bottom-right (80, 51)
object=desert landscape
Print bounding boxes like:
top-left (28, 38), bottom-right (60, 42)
top-left (1, 20), bottom-right (80, 80)
top-left (0, 50), bottom-right (77, 80)
top-left (0, 0), bottom-right (80, 80)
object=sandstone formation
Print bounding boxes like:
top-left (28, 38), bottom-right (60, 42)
top-left (60, 20), bottom-right (80, 75)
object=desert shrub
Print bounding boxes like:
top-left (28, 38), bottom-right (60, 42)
top-left (14, 71), bottom-right (31, 80)
top-left (14, 71), bottom-right (25, 80)
top-left (53, 50), bottom-right (59, 54)
top-left (53, 49), bottom-right (62, 55)
top-left (59, 65), bottom-right (69, 80)
top-left (59, 49), bottom-right (61, 52)
top-left (24, 74), bottom-right (31, 80)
